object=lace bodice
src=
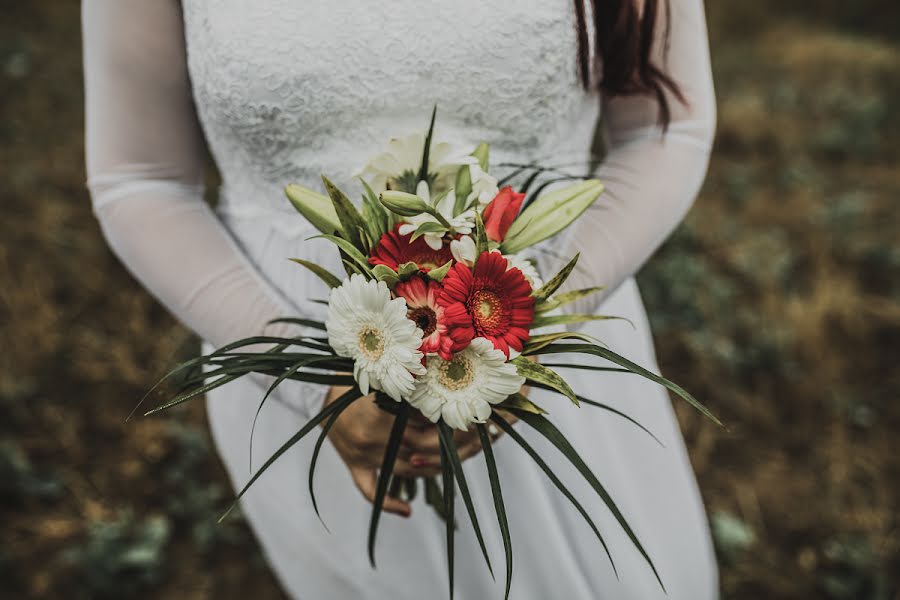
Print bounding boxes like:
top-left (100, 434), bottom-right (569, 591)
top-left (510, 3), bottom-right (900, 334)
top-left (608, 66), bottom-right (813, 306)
top-left (83, 0), bottom-right (715, 416)
top-left (181, 0), bottom-right (598, 222)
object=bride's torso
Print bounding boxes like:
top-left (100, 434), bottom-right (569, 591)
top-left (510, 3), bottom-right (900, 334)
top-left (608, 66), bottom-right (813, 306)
top-left (181, 0), bottom-right (600, 310)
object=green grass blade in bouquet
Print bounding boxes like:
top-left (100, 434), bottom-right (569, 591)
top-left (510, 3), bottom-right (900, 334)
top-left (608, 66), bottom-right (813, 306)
top-left (437, 422), bottom-right (494, 578)
top-left (368, 401), bottom-right (411, 566)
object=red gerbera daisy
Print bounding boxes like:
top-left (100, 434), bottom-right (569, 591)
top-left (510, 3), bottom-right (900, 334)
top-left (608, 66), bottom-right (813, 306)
top-left (369, 224), bottom-right (453, 272)
top-left (394, 276), bottom-right (455, 360)
top-left (437, 251), bottom-right (534, 358)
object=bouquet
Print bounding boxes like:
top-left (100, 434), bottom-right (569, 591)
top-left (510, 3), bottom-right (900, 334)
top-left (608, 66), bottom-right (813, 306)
top-left (138, 109), bottom-right (720, 598)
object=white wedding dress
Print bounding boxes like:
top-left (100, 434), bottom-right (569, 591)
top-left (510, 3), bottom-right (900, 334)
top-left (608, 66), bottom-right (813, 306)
top-left (83, 1), bottom-right (718, 598)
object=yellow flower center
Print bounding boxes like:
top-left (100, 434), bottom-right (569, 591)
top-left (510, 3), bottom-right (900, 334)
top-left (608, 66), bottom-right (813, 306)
top-left (358, 326), bottom-right (385, 360)
top-left (469, 289), bottom-right (506, 332)
top-left (437, 353), bottom-right (475, 391)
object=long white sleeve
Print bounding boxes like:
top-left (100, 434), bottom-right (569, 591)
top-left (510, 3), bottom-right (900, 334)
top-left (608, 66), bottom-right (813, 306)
top-left (82, 0), bottom-right (327, 416)
top-left (554, 0), bottom-right (716, 316)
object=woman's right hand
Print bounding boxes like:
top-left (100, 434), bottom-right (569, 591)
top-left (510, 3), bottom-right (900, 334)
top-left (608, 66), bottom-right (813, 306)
top-left (323, 385), bottom-right (484, 518)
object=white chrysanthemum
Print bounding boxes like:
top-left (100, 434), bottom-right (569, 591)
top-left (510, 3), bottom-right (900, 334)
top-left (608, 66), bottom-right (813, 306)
top-left (397, 181), bottom-right (476, 250)
top-left (358, 132), bottom-right (476, 194)
top-left (326, 274), bottom-right (427, 401)
top-left (409, 338), bottom-right (525, 430)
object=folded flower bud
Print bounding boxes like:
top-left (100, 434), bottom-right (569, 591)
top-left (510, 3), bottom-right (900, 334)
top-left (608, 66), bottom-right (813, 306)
top-left (379, 190), bottom-right (430, 217)
top-left (482, 186), bottom-right (525, 242)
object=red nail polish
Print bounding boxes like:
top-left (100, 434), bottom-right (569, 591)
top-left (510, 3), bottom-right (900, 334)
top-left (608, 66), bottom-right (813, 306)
top-left (411, 457), bottom-right (425, 467)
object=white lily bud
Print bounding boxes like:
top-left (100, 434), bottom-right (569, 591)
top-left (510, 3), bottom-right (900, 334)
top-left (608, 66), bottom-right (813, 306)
top-left (284, 183), bottom-right (342, 235)
top-left (379, 190), bottom-right (430, 217)
top-left (501, 179), bottom-right (604, 254)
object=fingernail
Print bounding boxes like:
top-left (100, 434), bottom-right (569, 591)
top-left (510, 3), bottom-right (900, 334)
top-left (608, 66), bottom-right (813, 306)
top-left (411, 457), bottom-right (426, 467)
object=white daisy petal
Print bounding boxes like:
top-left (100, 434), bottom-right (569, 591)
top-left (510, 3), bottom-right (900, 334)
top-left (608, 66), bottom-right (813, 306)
top-left (424, 234), bottom-right (444, 251)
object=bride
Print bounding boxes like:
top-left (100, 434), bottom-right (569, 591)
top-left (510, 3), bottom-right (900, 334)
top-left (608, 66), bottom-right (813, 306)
top-left (83, 0), bottom-right (718, 598)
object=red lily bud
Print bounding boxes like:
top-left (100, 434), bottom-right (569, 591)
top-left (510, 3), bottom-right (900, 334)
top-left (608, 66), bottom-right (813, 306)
top-left (481, 186), bottom-right (525, 242)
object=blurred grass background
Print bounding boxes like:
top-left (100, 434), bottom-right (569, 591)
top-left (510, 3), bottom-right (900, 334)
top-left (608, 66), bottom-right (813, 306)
top-left (2, 2), bottom-right (898, 598)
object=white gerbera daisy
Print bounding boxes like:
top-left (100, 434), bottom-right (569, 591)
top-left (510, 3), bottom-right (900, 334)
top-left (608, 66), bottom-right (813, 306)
top-left (326, 274), bottom-right (427, 401)
top-left (359, 132), bottom-right (476, 194)
top-left (408, 337), bottom-right (525, 430)
top-left (397, 181), bottom-right (476, 250)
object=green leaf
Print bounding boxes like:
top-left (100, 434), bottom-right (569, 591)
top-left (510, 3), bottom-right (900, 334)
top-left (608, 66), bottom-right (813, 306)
top-left (510, 357), bottom-right (577, 405)
top-left (371, 264), bottom-right (400, 288)
top-left (360, 177), bottom-right (395, 231)
top-left (265, 318), bottom-right (327, 331)
top-left (522, 331), bottom-right (598, 354)
top-left (525, 382), bottom-right (664, 446)
top-left (342, 258), bottom-right (363, 277)
top-left (453, 164), bottom-right (472, 216)
top-left (500, 180), bottom-right (604, 254)
top-left (509, 410), bottom-right (664, 590)
top-left (411, 221), bottom-right (448, 241)
top-left (309, 406), bottom-right (343, 530)
top-left (288, 258), bottom-right (342, 289)
top-left (531, 253), bottom-right (579, 302)
top-left (536, 286), bottom-right (605, 313)
top-left (322, 176), bottom-right (367, 253)
top-left (397, 261), bottom-right (419, 279)
top-left (424, 476), bottom-right (453, 524)
top-left (574, 394), bottom-right (664, 446)
top-left (285, 183), bottom-right (343, 236)
top-left (360, 183), bottom-right (390, 243)
top-left (248, 354), bottom-right (337, 468)
top-left (497, 163), bottom-right (532, 186)
top-left (497, 392), bottom-right (547, 415)
top-left (471, 142), bottom-right (490, 172)
top-left (531, 313), bottom-right (630, 330)
top-left (309, 234), bottom-right (373, 277)
top-left (529, 343), bottom-right (722, 426)
top-left (427, 260), bottom-right (453, 283)
top-left (440, 439), bottom-right (455, 600)
top-left (418, 106), bottom-right (438, 185)
top-left (477, 424), bottom-right (512, 600)
top-left (518, 168), bottom-right (544, 196)
top-left (144, 373), bottom-right (239, 415)
top-left (534, 362), bottom-right (629, 374)
top-left (437, 422), bottom-right (494, 579)
top-left (474, 211), bottom-right (488, 261)
top-left (257, 370), bottom-right (355, 387)
top-left (490, 413), bottom-right (618, 582)
top-left (219, 390), bottom-right (361, 522)
top-left (368, 402), bottom-right (410, 566)
top-left (522, 175), bottom-right (584, 211)
top-left (357, 225), bottom-right (373, 253)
